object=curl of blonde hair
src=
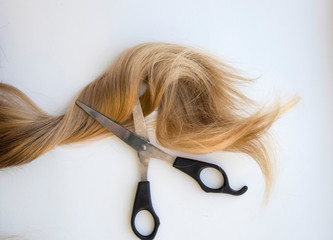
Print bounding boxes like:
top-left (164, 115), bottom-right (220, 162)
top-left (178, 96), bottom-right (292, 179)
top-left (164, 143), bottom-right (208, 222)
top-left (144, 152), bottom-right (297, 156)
top-left (0, 42), bottom-right (297, 197)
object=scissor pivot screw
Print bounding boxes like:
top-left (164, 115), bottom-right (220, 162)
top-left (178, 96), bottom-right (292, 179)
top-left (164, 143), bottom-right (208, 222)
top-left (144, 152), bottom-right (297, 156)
top-left (141, 144), bottom-right (147, 151)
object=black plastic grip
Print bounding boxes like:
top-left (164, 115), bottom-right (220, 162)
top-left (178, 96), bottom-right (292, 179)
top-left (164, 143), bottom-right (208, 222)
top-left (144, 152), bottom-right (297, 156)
top-left (131, 181), bottom-right (160, 240)
top-left (173, 157), bottom-right (248, 195)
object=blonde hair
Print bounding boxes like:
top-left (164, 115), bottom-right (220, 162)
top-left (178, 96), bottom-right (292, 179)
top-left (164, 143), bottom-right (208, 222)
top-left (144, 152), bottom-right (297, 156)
top-left (0, 42), bottom-right (297, 197)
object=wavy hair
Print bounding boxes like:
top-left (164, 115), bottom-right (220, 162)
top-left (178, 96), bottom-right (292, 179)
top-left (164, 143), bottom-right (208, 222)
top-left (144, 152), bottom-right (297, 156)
top-left (0, 42), bottom-right (297, 197)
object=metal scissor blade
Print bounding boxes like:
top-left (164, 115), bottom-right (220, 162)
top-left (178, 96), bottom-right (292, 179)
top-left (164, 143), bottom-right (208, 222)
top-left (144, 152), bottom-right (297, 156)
top-left (132, 98), bottom-right (150, 181)
top-left (76, 100), bottom-right (148, 153)
top-left (132, 98), bottom-right (174, 163)
top-left (133, 98), bottom-right (149, 140)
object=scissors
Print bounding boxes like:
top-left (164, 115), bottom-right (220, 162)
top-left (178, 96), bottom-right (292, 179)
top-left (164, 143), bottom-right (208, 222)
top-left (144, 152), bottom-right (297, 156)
top-left (76, 98), bottom-right (247, 240)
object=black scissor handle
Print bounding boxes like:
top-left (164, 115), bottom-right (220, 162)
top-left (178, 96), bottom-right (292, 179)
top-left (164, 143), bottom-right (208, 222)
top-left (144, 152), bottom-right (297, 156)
top-left (173, 157), bottom-right (248, 195)
top-left (131, 181), bottom-right (160, 240)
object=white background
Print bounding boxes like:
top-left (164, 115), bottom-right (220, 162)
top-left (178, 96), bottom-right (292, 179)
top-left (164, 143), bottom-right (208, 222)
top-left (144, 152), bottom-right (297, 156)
top-left (0, 0), bottom-right (332, 239)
